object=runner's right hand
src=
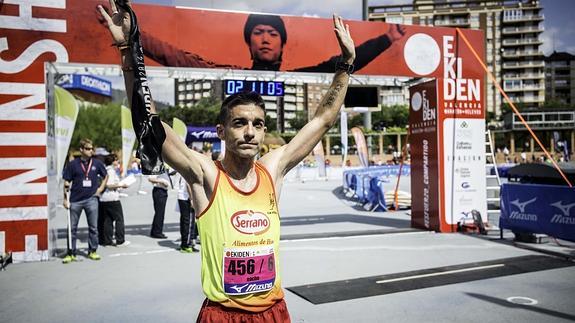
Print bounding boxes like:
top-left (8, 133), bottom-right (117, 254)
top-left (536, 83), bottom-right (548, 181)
top-left (97, 0), bottom-right (132, 46)
top-left (63, 200), bottom-right (70, 210)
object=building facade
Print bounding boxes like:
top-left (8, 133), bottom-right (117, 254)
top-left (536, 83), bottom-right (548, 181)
top-left (174, 79), bottom-right (222, 108)
top-left (545, 51), bottom-right (575, 106)
top-left (368, 0), bottom-right (545, 118)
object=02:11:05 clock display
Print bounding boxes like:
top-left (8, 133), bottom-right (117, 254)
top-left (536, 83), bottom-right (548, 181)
top-left (224, 80), bottom-right (284, 96)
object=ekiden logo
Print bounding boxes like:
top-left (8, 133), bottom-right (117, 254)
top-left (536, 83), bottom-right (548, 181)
top-left (550, 201), bottom-right (575, 225)
top-left (509, 197), bottom-right (538, 221)
top-left (231, 210), bottom-right (270, 235)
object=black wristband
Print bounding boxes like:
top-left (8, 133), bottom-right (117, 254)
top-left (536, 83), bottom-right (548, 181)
top-left (335, 61), bottom-right (354, 75)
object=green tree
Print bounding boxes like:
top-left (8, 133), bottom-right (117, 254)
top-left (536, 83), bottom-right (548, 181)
top-left (288, 110), bottom-right (308, 131)
top-left (71, 103), bottom-right (122, 152)
top-left (501, 101), bottom-right (526, 116)
top-left (265, 115), bottom-right (277, 132)
top-left (348, 113), bottom-right (364, 129)
top-left (373, 104), bottom-right (409, 129)
top-left (542, 99), bottom-right (571, 110)
top-left (159, 97), bottom-right (221, 127)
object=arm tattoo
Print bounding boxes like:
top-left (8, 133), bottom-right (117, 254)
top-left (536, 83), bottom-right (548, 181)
top-left (323, 81), bottom-right (344, 108)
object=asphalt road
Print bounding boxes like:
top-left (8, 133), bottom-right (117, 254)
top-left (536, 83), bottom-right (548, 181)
top-left (2, 167), bottom-right (574, 322)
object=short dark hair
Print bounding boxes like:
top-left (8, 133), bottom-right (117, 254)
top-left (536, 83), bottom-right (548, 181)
top-left (243, 14), bottom-right (287, 46)
top-left (104, 154), bottom-right (117, 166)
top-left (219, 91), bottom-right (266, 124)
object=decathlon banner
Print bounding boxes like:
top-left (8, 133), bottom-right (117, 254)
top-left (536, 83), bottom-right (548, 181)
top-left (121, 106), bottom-right (136, 178)
top-left (312, 141), bottom-right (326, 178)
top-left (172, 117), bottom-right (187, 143)
top-left (54, 86), bottom-right (79, 181)
top-left (351, 127), bottom-right (369, 168)
top-left (501, 183), bottom-right (575, 242)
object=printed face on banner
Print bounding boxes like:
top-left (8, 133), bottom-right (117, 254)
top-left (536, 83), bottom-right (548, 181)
top-left (249, 24), bottom-right (283, 64)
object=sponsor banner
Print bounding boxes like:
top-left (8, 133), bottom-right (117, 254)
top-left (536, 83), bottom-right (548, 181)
top-left (121, 106), bottom-right (136, 178)
top-left (187, 126), bottom-right (219, 143)
top-left (441, 118), bottom-right (487, 228)
top-left (172, 117), bottom-right (187, 143)
top-left (409, 80), bottom-right (440, 231)
top-left (54, 86), bottom-right (79, 180)
top-left (501, 183), bottom-right (575, 242)
top-left (312, 141), bottom-right (326, 178)
top-left (57, 74), bottom-right (112, 97)
top-left (351, 127), bottom-right (369, 168)
top-left (434, 32), bottom-right (486, 232)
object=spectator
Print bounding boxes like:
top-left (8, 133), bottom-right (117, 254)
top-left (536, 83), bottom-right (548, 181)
top-left (148, 170), bottom-right (172, 239)
top-left (62, 138), bottom-right (108, 263)
top-left (520, 151), bottom-right (527, 163)
top-left (99, 154), bottom-right (130, 247)
top-left (177, 173), bottom-right (199, 253)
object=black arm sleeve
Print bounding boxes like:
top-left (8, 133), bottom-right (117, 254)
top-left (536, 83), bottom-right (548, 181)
top-left (293, 34), bottom-right (392, 73)
top-left (140, 31), bottom-right (242, 69)
top-left (117, 0), bottom-right (166, 175)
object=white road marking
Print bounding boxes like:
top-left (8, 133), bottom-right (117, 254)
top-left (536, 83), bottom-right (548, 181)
top-left (507, 296), bottom-right (538, 305)
top-left (281, 231), bottom-right (432, 243)
top-left (375, 264), bottom-right (505, 284)
top-left (108, 249), bottom-right (175, 257)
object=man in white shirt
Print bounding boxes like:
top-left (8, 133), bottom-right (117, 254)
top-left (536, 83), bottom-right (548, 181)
top-left (99, 154), bottom-right (130, 246)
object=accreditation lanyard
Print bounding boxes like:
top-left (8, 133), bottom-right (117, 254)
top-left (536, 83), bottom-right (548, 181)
top-left (81, 159), bottom-right (93, 187)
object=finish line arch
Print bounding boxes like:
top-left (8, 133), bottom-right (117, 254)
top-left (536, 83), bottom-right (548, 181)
top-left (0, 0), bottom-right (485, 261)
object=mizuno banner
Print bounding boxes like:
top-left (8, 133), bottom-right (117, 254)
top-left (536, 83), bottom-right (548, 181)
top-left (500, 183), bottom-right (575, 242)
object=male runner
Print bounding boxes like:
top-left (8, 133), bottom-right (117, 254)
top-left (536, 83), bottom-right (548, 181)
top-left (98, 0), bottom-right (372, 321)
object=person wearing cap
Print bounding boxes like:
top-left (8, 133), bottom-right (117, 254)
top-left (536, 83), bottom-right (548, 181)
top-left (242, 14), bottom-right (287, 71)
top-left (62, 138), bottom-right (108, 263)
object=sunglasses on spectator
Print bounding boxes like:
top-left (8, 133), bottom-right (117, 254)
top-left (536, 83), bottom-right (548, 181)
top-left (82, 146), bottom-right (94, 150)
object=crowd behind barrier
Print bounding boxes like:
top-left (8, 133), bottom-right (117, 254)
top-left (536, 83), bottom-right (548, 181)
top-left (500, 183), bottom-right (575, 242)
top-left (343, 165), bottom-right (411, 211)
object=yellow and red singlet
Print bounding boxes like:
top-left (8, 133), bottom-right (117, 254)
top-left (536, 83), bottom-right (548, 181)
top-left (196, 161), bottom-right (284, 312)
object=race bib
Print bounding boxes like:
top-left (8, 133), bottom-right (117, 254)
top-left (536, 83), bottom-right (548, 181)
top-left (222, 246), bottom-right (275, 295)
top-left (82, 180), bottom-right (92, 187)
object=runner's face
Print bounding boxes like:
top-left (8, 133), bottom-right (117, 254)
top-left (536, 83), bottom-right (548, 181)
top-left (250, 24), bottom-right (282, 63)
top-left (218, 104), bottom-right (266, 159)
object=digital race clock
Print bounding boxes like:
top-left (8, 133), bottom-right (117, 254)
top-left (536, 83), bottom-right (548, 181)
top-left (224, 80), bottom-right (284, 96)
